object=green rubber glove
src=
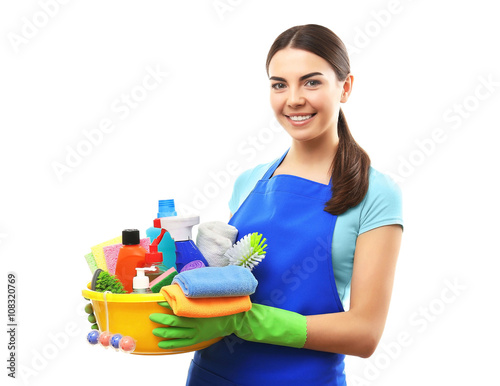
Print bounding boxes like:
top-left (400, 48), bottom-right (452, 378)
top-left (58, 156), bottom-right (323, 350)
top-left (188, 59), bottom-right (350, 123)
top-left (149, 302), bottom-right (307, 350)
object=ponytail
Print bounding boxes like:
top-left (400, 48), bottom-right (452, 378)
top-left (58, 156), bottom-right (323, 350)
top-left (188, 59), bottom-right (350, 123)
top-left (325, 108), bottom-right (370, 215)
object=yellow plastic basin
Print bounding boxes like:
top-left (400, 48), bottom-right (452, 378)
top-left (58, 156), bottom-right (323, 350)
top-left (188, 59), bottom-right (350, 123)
top-left (82, 288), bottom-right (222, 355)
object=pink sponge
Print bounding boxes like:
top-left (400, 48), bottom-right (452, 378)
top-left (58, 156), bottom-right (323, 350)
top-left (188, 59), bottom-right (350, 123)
top-left (149, 267), bottom-right (177, 288)
top-left (103, 238), bottom-right (151, 275)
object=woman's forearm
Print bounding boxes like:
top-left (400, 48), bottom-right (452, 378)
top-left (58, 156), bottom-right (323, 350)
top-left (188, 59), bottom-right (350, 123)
top-left (304, 309), bottom-right (383, 358)
top-left (303, 225), bottom-right (402, 357)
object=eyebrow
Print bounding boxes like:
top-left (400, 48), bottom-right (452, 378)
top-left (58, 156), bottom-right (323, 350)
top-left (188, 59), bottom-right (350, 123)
top-left (269, 72), bottom-right (324, 82)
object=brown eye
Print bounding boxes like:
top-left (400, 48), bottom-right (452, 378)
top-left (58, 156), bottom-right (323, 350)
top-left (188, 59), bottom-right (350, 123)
top-left (305, 80), bottom-right (321, 87)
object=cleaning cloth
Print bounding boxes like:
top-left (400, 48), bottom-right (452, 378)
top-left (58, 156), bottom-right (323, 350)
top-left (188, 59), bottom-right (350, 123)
top-left (196, 221), bottom-right (238, 267)
top-left (160, 284), bottom-right (252, 318)
top-left (180, 260), bottom-right (205, 272)
top-left (172, 265), bottom-right (257, 298)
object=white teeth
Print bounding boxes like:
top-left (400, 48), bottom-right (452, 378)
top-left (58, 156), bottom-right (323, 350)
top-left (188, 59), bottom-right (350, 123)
top-left (289, 114), bottom-right (313, 121)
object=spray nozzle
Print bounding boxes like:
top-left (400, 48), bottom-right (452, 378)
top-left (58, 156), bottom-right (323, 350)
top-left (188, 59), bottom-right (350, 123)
top-left (159, 215), bottom-right (200, 241)
top-left (145, 229), bottom-right (166, 264)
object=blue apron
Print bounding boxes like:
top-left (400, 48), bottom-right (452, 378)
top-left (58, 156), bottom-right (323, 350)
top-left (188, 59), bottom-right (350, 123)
top-left (187, 149), bottom-right (346, 385)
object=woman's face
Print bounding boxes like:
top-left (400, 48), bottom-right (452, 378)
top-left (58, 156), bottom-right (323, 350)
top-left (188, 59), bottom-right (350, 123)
top-left (268, 47), bottom-right (350, 144)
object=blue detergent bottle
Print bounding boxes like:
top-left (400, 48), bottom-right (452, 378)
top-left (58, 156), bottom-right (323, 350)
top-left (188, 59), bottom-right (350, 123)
top-left (146, 199), bottom-right (177, 271)
top-left (159, 215), bottom-right (209, 272)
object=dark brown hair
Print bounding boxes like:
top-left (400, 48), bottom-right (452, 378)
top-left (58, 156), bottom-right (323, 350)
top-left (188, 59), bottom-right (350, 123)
top-left (266, 24), bottom-right (370, 215)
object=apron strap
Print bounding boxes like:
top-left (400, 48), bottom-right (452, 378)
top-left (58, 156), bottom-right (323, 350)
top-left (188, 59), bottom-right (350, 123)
top-left (262, 148), bottom-right (289, 180)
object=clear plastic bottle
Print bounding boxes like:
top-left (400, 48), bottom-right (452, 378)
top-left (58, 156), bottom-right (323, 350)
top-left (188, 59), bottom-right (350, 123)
top-left (132, 267), bottom-right (153, 294)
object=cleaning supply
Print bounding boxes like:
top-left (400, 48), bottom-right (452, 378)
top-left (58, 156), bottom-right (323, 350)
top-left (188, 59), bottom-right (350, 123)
top-left (143, 229), bottom-right (168, 283)
top-left (103, 238), bottom-right (151, 275)
top-left (224, 232), bottom-right (268, 271)
top-left (91, 269), bottom-right (127, 294)
top-left (195, 221), bottom-right (238, 267)
top-left (146, 199), bottom-right (177, 270)
top-left (90, 235), bottom-right (122, 271)
top-left (180, 260), bottom-right (205, 272)
top-left (132, 267), bottom-right (155, 294)
top-left (84, 252), bottom-right (99, 274)
top-left (149, 267), bottom-right (176, 288)
top-left (150, 271), bottom-right (178, 294)
top-left (150, 303), bottom-right (307, 350)
top-left (146, 225), bottom-right (176, 271)
top-left (114, 229), bottom-right (147, 293)
top-left (159, 284), bottom-right (252, 318)
top-left (149, 268), bottom-right (178, 294)
top-left (159, 215), bottom-right (209, 272)
top-left (157, 199), bottom-right (177, 218)
top-left (172, 265), bottom-right (258, 298)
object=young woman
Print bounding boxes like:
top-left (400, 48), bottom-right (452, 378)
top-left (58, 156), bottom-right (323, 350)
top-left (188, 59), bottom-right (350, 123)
top-left (151, 24), bottom-right (403, 385)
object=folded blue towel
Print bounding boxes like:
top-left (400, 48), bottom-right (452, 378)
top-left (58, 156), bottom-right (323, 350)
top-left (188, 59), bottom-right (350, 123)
top-left (172, 265), bottom-right (258, 298)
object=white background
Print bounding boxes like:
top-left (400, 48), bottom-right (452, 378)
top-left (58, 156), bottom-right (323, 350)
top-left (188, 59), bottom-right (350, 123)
top-left (1, 0), bottom-right (499, 385)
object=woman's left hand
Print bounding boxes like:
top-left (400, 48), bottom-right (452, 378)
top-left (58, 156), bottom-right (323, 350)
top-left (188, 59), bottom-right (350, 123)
top-left (150, 301), bottom-right (308, 350)
top-left (149, 302), bottom-right (237, 349)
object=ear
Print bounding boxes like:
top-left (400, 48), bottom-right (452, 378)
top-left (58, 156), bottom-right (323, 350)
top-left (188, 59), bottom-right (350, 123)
top-left (341, 74), bottom-right (354, 102)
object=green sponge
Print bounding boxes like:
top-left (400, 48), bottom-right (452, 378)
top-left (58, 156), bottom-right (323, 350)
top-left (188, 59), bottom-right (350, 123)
top-left (150, 271), bottom-right (177, 293)
top-left (84, 252), bottom-right (99, 274)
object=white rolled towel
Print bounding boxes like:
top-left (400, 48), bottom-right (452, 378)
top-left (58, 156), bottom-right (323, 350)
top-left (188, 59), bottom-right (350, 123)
top-left (196, 221), bottom-right (238, 267)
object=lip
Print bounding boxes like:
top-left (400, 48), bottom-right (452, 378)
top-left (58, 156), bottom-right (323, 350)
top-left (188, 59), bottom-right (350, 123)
top-left (284, 113), bottom-right (317, 126)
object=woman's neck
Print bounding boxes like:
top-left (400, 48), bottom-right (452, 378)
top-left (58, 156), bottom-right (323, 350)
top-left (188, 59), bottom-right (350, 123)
top-left (288, 129), bottom-right (338, 169)
top-left (273, 129), bottom-right (339, 184)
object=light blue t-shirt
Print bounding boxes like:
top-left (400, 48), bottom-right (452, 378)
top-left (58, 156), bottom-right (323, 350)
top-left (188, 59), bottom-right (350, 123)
top-left (229, 159), bottom-right (403, 311)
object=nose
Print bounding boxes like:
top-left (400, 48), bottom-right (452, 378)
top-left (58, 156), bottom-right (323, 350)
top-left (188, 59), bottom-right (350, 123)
top-left (287, 86), bottom-right (305, 107)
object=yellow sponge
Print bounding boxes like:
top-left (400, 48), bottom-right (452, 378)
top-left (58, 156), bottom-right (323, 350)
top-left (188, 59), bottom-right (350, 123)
top-left (91, 236), bottom-right (122, 271)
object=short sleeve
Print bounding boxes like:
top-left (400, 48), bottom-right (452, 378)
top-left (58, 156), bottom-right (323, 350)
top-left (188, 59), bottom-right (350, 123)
top-left (229, 169), bottom-right (253, 215)
top-left (358, 168), bottom-right (404, 234)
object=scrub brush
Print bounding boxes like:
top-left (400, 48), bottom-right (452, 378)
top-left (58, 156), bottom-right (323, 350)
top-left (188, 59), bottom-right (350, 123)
top-left (91, 269), bottom-right (127, 294)
top-left (224, 232), bottom-right (267, 271)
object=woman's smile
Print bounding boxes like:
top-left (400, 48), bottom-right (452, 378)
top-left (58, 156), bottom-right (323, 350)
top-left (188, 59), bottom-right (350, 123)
top-left (285, 113), bottom-right (317, 126)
